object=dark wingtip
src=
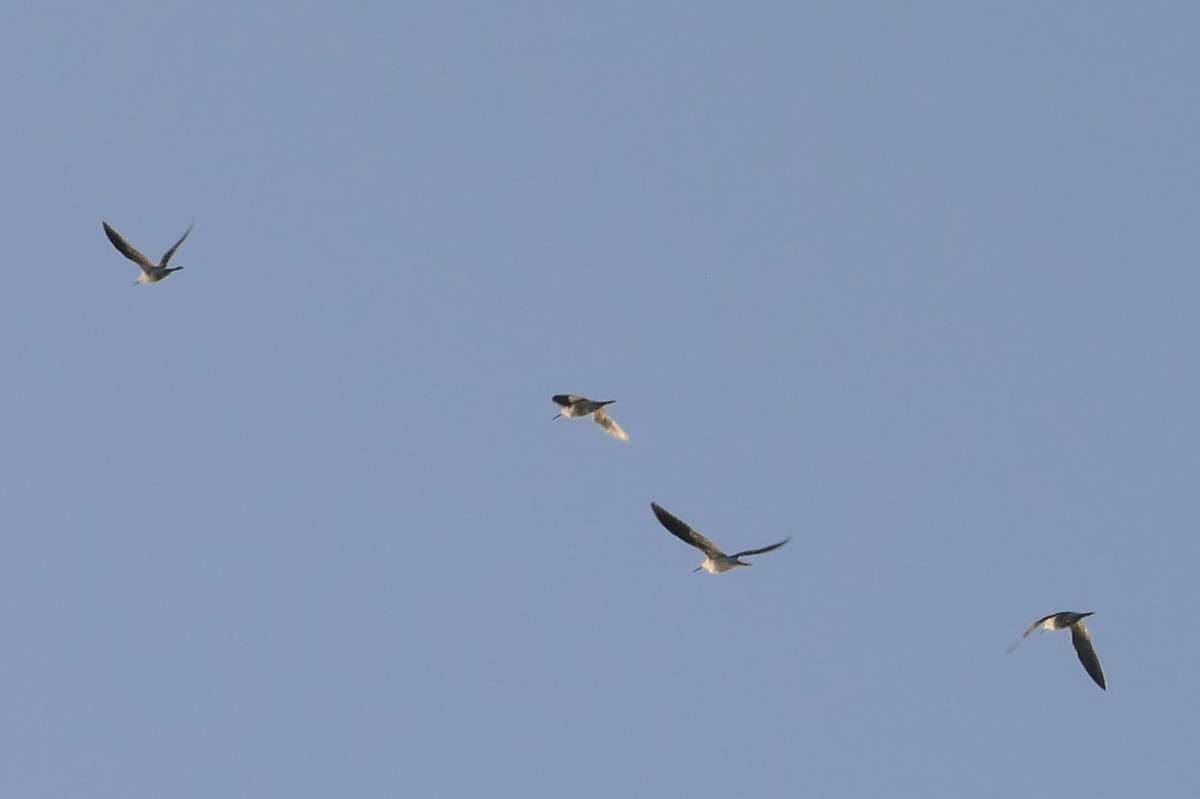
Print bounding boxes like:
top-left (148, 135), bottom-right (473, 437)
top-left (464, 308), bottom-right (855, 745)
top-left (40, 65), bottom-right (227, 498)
top-left (650, 502), bottom-right (675, 528)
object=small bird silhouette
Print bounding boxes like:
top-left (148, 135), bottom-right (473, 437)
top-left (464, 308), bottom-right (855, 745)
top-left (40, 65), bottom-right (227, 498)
top-left (551, 395), bottom-right (629, 441)
top-left (103, 221), bottom-right (193, 285)
top-left (1008, 611), bottom-right (1107, 690)
top-left (651, 502), bottom-right (789, 573)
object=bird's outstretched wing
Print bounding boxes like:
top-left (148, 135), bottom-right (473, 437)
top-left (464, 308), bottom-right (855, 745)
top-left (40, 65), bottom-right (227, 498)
top-left (593, 408), bottom-right (629, 441)
top-left (651, 503), bottom-right (722, 558)
top-left (1070, 621), bottom-right (1107, 690)
top-left (160, 223), bottom-right (193, 266)
top-left (1006, 613), bottom-right (1056, 653)
top-left (103, 222), bottom-right (154, 269)
top-left (732, 537), bottom-right (790, 559)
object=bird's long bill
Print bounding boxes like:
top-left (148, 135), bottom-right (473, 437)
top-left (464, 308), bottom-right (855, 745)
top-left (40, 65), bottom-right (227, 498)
top-left (692, 565), bottom-right (703, 572)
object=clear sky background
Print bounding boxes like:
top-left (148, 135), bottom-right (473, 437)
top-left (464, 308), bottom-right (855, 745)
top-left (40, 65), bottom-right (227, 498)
top-left (3, 3), bottom-right (1199, 797)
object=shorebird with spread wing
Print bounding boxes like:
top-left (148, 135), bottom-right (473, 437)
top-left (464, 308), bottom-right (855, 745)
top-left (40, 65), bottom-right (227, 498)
top-left (103, 221), bottom-right (193, 285)
top-left (1008, 611), bottom-right (1107, 690)
top-left (551, 395), bottom-right (629, 441)
top-left (651, 502), bottom-right (789, 574)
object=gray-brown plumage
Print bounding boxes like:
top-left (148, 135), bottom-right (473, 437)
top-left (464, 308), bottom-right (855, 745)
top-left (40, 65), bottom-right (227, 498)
top-left (103, 221), bottom-right (193, 284)
top-left (1008, 611), bottom-right (1107, 690)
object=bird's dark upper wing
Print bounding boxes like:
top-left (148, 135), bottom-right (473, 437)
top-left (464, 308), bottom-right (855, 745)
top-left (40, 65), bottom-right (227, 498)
top-left (103, 222), bottom-right (154, 269)
top-left (732, 537), bottom-right (790, 559)
top-left (1070, 622), bottom-right (1107, 690)
top-left (160, 223), bottom-right (193, 266)
top-left (651, 503), bottom-right (722, 557)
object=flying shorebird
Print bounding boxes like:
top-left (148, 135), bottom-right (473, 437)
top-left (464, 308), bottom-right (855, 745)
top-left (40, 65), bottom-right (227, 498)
top-left (551, 395), bottom-right (629, 441)
top-left (103, 221), bottom-right (193, 285)
top-left (1008, 611), bottom-right (1107, 690)
top-left (650, 502), bottom-right (789, 573)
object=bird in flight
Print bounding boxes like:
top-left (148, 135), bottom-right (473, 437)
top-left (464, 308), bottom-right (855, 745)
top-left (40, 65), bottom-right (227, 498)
top-left (1008, 611), bottom-right (1107, 690)
top-left (650, 502), bottom-right (789, 573)
top-left (551, 395), bottom-right (629, 441)
top-left (103, 221), bottom-right (193, 285)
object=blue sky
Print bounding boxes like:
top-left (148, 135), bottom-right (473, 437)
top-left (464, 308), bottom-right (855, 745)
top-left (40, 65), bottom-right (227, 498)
top-left (3, 2), bottom-right (1199, 796)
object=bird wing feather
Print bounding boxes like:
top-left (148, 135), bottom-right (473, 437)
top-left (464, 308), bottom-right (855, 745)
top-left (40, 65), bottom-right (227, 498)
top-left (651, 503), bottom-right (723, 558)
top-left (103, 222), bottom-right (155, 269)
top-left (1070, 621), bottom-right (1107, 690)
top-left (159, 223), bottom-right (193, 266)
top-left (593, 409), bottom-right (628, 441)
top-left (732, 537), bottom-right (790, 559)
top-left (1006, 613), bottom-right (1061, 653)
